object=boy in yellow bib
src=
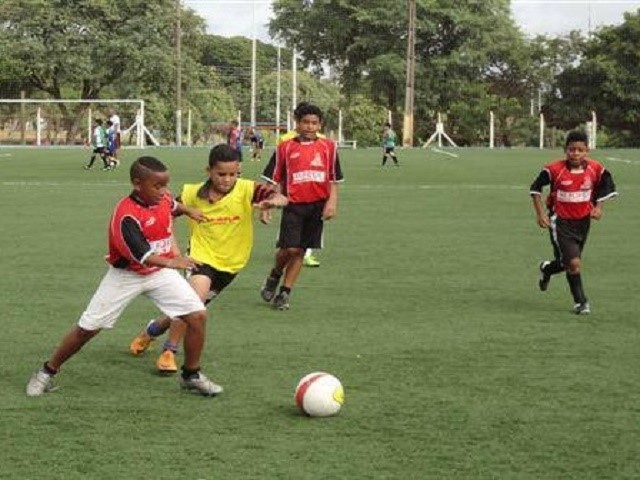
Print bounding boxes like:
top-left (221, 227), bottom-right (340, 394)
top-left (129, 144), bottom-right (287, 372)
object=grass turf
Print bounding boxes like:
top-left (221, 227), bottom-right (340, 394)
top-left (0, 145), bottom-right (638, 479)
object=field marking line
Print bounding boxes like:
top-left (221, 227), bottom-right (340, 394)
top-left (606, 156), bottom-right (639, 165)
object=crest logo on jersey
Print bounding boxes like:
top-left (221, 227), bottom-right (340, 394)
top-left (145, 217), bottom-right (156, 227)
top-left (561, 180), bottom-right (572, 186)
top-left (310, 153), bottom-right (324, 167)
top-left (290, 152), bottom-right (301, 159)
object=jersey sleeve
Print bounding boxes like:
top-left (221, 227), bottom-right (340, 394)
top-left (118, 216), bottom-right (153, 265)
top-left (595, 169), bottom-right (617, 203)
top-left (261, 151), bottom-right (278, 184)
top-left (332, 152), bottom-right (344, 183)
top-left (529, 169), bottom-right (551, 195)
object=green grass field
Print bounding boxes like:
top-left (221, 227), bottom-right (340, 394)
top-left (1, 145), bottom-right (638, 479)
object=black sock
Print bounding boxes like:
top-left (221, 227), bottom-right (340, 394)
top-left (181, 366), bottom-right (200, 379)
top-left (566, 272), bottom-right (587, 304)
top-left (87, 156), bottom-right (96, 167)
top-left (544, 260), bottom-right (565, 276)
top-left (43, 362), bottom-right (58, 375)
top-left (382, 156), bottom-right (387, 166)
top-left (279, 286), bottom-right (291, 295)
top-left (270, 268), bottom-right (282, 279)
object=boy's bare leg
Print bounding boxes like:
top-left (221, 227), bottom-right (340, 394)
top-left (49, 326), bottom-right (101, 371)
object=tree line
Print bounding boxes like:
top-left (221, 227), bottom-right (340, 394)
top-left (0, 0), bottom-right (638, 147)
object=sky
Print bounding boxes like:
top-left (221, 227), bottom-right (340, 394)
top-left (184, 0), bottom-right (640, 41)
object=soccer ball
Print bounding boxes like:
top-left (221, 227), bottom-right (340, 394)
top-left (294, 372), bottom-right (344, 417)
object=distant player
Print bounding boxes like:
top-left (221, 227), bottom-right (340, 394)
top-left (108, 109), bottom-right (122, 157)
top-left (381, 123), bottom-right (400, 166)
top-left (227, 120), bottom-right (243, 162)
top-left (84, 118), bottom-right (110, 171)
top-left (105, 120), bottom-right (119, 169)
top-left (249, 127), bottom-right (265, 161)
top-left (530, 130), bottom-right (617, 314)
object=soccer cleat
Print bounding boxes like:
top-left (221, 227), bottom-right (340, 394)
top-left (303, 254), bottom-right (321, 267)
top-left (179, 371), bottom-right (223, 397)
top-left (83, 165), bottom-right (91, 170)
top-left (273, 291), bottom-right (290, 311)
top-left (260, 275), bottom-right (280, 302)
top-left (538, 261), bottom-right (551, 292)
top-left (156, 350), bottom-right (178, 374)
top-left (26, 370), bottom-right (57, 397)
top-left (573, 302), bottom-right (591, 315)
top-left (129, 330), bottom-right (154, 356)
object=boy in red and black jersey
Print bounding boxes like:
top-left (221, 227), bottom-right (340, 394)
top-left (26, 157), bottom-right (223, 397)
top-left (260, 102), bottom-right (344, 310)
top-left (529, 131), bottom-right (617, 314)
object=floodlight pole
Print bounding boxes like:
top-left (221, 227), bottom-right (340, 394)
top-left (175, 0), bottom-right (182, 146)
top-left (402, 0), bottom-right (416, 147)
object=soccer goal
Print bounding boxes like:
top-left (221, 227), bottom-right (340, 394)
top-left (0, 99), bottom-right (150, 147)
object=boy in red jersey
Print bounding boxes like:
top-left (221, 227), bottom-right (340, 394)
top-left (26, 157), bottom-right (222, 397)
top-left (260, 103), bottom-right (344, 310)
top-left (529, 131), bottom-right (617, 314)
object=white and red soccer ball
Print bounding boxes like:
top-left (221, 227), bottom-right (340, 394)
top-left (295, 372), bottom-right (344, 417)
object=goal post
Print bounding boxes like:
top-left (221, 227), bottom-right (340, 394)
top-left (0, 98), bottom-right (146, 147)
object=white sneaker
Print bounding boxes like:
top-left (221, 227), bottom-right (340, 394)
top-left (26, 370), bottom-right (57, 397)
top-left (179, 371), bottom-right (223, 397)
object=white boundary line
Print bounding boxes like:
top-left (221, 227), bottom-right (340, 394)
top-left (431, 147), bottom-right (459, 158)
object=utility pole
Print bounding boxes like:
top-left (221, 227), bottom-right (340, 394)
top-left (175, 0), bottom-right (182, 146)
top-left (402, 0), bottom-right (416, 147)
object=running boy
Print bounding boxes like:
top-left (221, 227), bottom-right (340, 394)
top-left (129, 144), bottom-right (288, 372)
top-left (530, 130), bottom-right (617, 314)
top-left (381, 122), bottom-right (400, 166)
top-left (227, 120), bottom-right (243, 162)
top-left (26, 156), bottom-right (222, 397)
top-left (260, 102), bottom-right (343, 310)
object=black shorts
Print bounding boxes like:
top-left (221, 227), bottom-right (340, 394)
top-left (277, 201), bottom-right (326, 249)
top-left (549, 214), bottom-right (590, 264)
top-left (384, 147), bottom-right (395, 154)
top-left (93, 147), bottom-right (106, 155)
top-left (187, 263), bottom-right (237, 304)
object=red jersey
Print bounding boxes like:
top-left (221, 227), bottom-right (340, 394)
top-left (267, 137), bottom-right (343, 204)
top-left (544, 159), bottom-right (605, 220)
top-left (106, 193), bottom-right (177, 275)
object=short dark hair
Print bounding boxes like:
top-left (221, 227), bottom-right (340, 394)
top-left (565, 130), bottom-right (588, 147)
top-left (209, 144), bottom-right (239, 167)
top-left (294, 102), bottom-right (323, 122)
top-left (384, 122), bottom-right (391, 128)
top-left (96, 119), bottom-right (103, 125)
top-left (130, 156), bottom-right (167, 182)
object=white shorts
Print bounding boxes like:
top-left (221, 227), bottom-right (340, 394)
top-left (78, 267), bottom-right (206, 331)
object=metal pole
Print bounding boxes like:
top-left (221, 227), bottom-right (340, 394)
top-left (292, 48), bottom-right (297, 111)
top-left (175, 0), bottom-right (182, 146)
top-left (402, 0), bottom-right (416, 147)
top-left (489, 110), bottom-right (494, 149)
top-left (250, 0), bottom-right (257, 127)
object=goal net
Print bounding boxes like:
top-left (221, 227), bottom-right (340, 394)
top-left (0, 99), bottom-right (149, 147)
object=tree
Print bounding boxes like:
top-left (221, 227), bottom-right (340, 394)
top-left (0, 0), bottom-right (205, 142)
top-left (548, 11), bottom-right (640, 146)
top-left (270, 0), bottom-right (531, 145)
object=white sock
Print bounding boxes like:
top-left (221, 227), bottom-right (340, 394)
top-left (304, 249), bottom-right (313, 258)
